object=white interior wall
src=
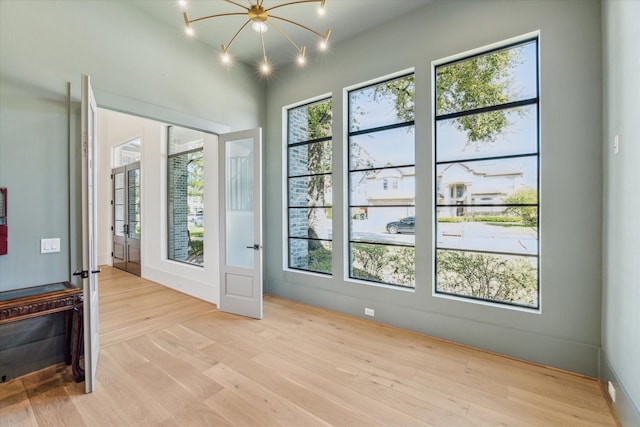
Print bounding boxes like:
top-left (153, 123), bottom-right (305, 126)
top-left (97, 109), bottom-right (223, 304)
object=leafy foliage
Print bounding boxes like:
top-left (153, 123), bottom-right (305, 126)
top-left (389, 246), bottom-right (416, 286)
top-left (305, 102), bottom-right (332, 209)
top-left (306, 245), bottom-right (333, 274)
top-left (187, 152), bottom-right (204, 199)
top-left (503, 188), bottom-right (538, 227)
top-left (437, 250), bottom-right (537, 307)
top-left (352, 243), bottom-right (388, 282)
top-left (436, 50), bottom-right (520, 143)
top-left (373, 75), bottom-right (416, 123)
top-left (351, 244), bottom-right (415, 287)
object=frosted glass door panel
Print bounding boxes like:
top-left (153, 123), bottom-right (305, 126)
top-left (225, 138), bottom-right (254, 269)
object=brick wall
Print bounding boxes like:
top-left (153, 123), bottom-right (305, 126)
top-left (288, 107), bottom-right (310, 267)
top-left (168, 155), bottom-right (189, 261)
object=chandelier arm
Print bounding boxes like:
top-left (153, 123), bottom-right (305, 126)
top-left (223, 0), bottom-right (250, 11)
top-left (259, 30), bottom-right (267, 61)
top-left (188, 12), bottom-right (247, 25)
top-left (223, 20), bottom-right (252, 52)
top-left (266, 0), bottom-right (323, 13)
top-left (268, 20), bottom-right (302, 52)
top-left (269, 14), bottom-right (327, 39)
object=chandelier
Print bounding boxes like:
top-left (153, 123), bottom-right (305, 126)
top-left (179, 0), bottom-right (331, 74)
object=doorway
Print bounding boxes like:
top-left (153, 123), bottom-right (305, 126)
top-left (112, 162), bottom-right (141, 276)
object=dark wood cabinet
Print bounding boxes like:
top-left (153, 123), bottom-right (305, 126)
top-left (0, 282), bottom-right (84, 382)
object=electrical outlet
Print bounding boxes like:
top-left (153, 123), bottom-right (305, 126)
top-left (608, 381), bottom-right (616, 403)
top-left (364, 307), bottom-right (375, 317)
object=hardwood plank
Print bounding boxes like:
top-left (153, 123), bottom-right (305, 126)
top-left (0, 267), bottom-right (617, 427)
top-left (92, 349), bottom-right (173, 426)
top-left (253, 351), bottom-right (436, 427)
top-left (27, 386), bottom-right (86, 427)
top-left (205, 388), bottom-right (276, 427)
top-left (156, 400), bottom-right (234, 427)
top-left (203, 343), bottom-right (389, 427)
top-left (0, 376), bottom-right (30, 410)
top-left (203, 362), bottom-right (332, 427)
top-left (0, 398), bottom-right (38, 427)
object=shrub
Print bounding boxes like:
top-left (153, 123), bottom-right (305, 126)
top-left (307, 246), bottom-right (332, 274)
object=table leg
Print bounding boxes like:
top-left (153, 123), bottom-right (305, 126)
top-left (71, 302), bottom-right (85, 382)
top-left (63, 310), bottom-right (72, 365)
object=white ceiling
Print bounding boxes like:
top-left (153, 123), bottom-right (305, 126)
top-left (130, 0), bottom-right (431, 68)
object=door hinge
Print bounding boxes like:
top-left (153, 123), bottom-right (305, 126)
top-left (110, 200), bottom-right (114, 205)
top-left (111, 252), bottom-right (114, 257)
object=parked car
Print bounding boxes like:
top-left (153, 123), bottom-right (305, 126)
top-left (386, 216), bottom-right (415, 234)
top-left (189, 211), bottom-right (204, 227)
top-left (193, 213), bottom-right (204, 227)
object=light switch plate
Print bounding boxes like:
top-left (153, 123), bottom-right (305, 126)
top-left (41, 238), bottom-right (61, 254)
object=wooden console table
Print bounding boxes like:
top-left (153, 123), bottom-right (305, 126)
top-left (0, 282), bottom-right (84, 382)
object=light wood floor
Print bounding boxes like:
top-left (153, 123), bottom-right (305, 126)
top-left (1, 266), bottom-right (617, 426)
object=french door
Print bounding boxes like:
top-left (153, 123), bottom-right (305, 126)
top-left (218, 129), bottom-right (263, 319)
top-left (80, 74), bottom-right (100, 393)
top-left (112, 162), bottom-right (141, 276)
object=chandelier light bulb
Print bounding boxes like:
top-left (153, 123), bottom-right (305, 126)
top-left (251, 21), bottom-right (269, 34)
top-left (319, 40), bottom-right (328, 50)
top-left (297, 46), bottom-right (306, 66)
top-left (221, 52), bottom-right (231, 64)
top-left (178, 0), bottom-right (187, 9)
top-left (260, 61), bottom-right (271, 74)
top-left (185, 26), bottom-right (194, 36)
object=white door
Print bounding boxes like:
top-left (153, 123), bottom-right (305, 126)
top-left (218, 129), bottom-right (263, 319)
top-left (80, 74), bottom-right (100, 393)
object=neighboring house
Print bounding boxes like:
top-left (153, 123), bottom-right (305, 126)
top-left (437, 161), bottom-right (526, 217)
top-left (351, 165), bottom-right (415, 231)
top-left (365, 165), bottom-right (415, 207)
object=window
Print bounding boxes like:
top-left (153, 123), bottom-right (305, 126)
top-left (112, 138), bottom-right (141, 168)
top-left (347, 73), bottom-right (415, 287)
top-left (434, 38), bottom-right (539, 308)
top-left (167, 126), bottom-right (204, 266)
top-left (287, 98), bottom-right (333, 274)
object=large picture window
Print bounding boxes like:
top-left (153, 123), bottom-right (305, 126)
top-left (167, 126), bottom-right (205, 266)
top-left (287, 98), bottom-right (333, 274)
top-left (347, 73), bottom-right (415, 287)
top-left (434, 38), bottom-right (539, 308)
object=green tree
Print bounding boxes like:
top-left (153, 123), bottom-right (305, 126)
top-left (503, 188), bottom-right (537, 227)
top-left (390, 246), bottom-right (415, 286)
top-left (305, 101), bottom-right (332, 249)
top-left (352, 244), bottom-right (388, 281)
top-left (187, 153), bottom-right (204, 199)
top-left (436, 50), bottom-right (519, 143)
top-left (437, 251), bottom-right (537, 306)
top-left (373, 50), bottom-right (521, 144)
top-left (373, 75), bottom-right (415, 123)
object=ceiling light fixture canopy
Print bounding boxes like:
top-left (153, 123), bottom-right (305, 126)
top-left (180, 0), bottom-right (331, 74)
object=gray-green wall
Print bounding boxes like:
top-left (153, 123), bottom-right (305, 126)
top-left (0, 0), bottom-right (264, 380)
top-left (601, 0), bottom-right (640, 424)
top-left (265, 0), bottom-right (604, 377)
top-left (0, 0), bottom-right (264, 291)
